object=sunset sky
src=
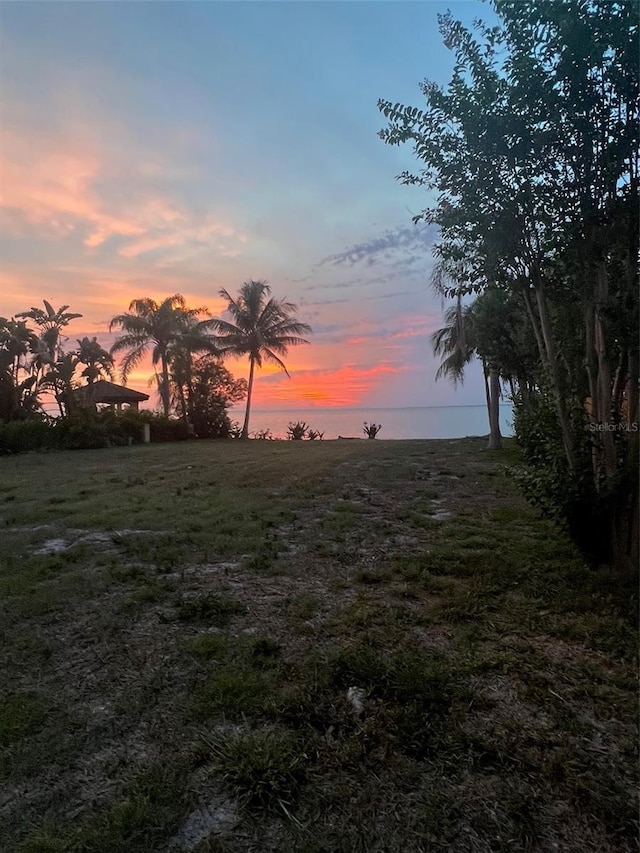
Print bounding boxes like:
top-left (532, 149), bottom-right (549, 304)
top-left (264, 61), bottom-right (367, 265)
top-left (1, 0), bottom-right (493, 411)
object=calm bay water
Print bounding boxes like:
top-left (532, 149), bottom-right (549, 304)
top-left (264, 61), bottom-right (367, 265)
top-left (231, 405), bottom-right (514, 441)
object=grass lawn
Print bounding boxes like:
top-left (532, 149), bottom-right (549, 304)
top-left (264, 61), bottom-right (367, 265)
top-left (0, 437), bottom-right (637, 852)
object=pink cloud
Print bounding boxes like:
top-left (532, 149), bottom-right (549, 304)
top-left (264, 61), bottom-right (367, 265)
top-left (0, 97), bottom-right (247, 262)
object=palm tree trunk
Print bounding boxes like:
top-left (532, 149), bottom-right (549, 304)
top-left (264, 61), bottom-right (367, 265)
top-left (186, 356), bottom-right (195, 426)
top-left (55, 396), bottom-right (65, 418)
top-left (177, 382), bottom-right (188, 424)
top-left (241, 357), bottom-right (256, 439)
top-left (487, 367), bottom-right (502, 450)
top-left (160, 354), bottom-right (170, 418)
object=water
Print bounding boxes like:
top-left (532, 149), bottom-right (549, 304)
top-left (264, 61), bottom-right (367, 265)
top-left (230, 405), bottom-right (514, 440)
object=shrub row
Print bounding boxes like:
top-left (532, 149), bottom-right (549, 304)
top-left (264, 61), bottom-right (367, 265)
top-left (0, 410), bottom-right (192, 454)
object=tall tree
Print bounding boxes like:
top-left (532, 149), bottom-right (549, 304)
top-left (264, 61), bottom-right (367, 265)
top-left (109, 295), bottom-right (211, 417)
top-left (430, 290), bottom-right (535, 451)
top-left (378, 0), bottom-right (639, 571)
top-left (0, 317), bottom-right (40, 421)
top-left (178, 354), bottom-right (248, 439)
top-left (167, 316), bottom-right (219, 426)
top-left (210, 280), bottom-right (311, 439)
top-left (75, 337), bottom-right (114, 386)
top-left (16, 300), bottom-right (83, 361)
top-left (16, 300), bottom-right (83, 417)
top-left (40, 353), bottom-right (80, 417)
top-left (431, 300), bottom-right (477, 387)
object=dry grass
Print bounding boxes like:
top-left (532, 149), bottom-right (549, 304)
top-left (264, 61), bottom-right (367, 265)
top-left (0, 437), bottom-right (637, 852)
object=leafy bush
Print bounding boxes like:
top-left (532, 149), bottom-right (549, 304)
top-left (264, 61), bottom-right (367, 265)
top-left (363, 422), bottom-right (382, 438)
top-left (54, 410), bottom-right (111, 449)
top-left (286, 422), bottom-right (324, 440)
top-left (189, 396), bottom-right (233, 439)
top-left (122, 410), bottom-right (191, 443)
top-left (0, 408), bottom-right (196, 454)
top-left (0, 419), bottom-right (53, 454)
top-left (511, 388), bottom-right (634, 566)
top-left (177, 355), bottom-right (247, 439)
top-left (253, 428), bottom-right (274, 440)
top-left (287, 421), bottom-right (309, 440)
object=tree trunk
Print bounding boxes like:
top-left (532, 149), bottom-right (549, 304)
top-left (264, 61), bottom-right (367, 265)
top-left (54, 389), bottom-right (65, 418)
top-left (520, 282), bottom-right (545, 362)
top-left (620, 347), bottom-right (640, 572)
top-left (627, 348), bottom-right (639, 464)
top-left (481, 357), bottom-right (491, 425)
top-left (160, 354), bottom-right (170, 418)
top-left (186, 356), bottom-right (195, 426)
top-left (593, 263), bottom-right (616, 482)
top-left (487, 367), bottom-right (502, 450)
top-left (515, 374), bottom-right (530, 406)
top-left (583, 298), bottom-right (600, 481)
top-left (534, 279), bottom-right (576, 474)
top-left (177, 381), bottom-right (188, 424)
top-left (241, 357), bottom-right (256, 439)
top-left (612, 351), bottom-right (627, 414)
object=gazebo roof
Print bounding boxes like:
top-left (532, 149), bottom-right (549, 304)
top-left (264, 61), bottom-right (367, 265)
top-left (76, 380), bottom-right (150, 405)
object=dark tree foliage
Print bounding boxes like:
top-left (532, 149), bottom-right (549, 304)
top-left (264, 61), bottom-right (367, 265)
top-left (184, 355), bottom-right (248, 439)
top-left (379, 0), bottom-right (639, 572)
top-left (110, 295), bottom-right (213, 418)
top-left (0, 317), bottom-right (40, 422)
top-left (210, 280), bottom-right (312, 439)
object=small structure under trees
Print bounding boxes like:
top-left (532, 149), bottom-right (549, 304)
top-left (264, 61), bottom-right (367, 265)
top-left (75, 380), bottom-right (149, 412)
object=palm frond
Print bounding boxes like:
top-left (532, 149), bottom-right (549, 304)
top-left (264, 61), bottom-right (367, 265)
top-left (127, 297), bottom-right (158, 316)
top-left (110, 333), bottom-right (148, 355)
top-left (262, 348), bottom-right (289, 376)
top-left (109, 314), bottom-right (151, 334)
top-left (119, 344), bottom-right (149, 382)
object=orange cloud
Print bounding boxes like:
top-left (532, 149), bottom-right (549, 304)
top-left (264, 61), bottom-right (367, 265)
top-left (0, 261), bottom-right (231, 329)
top-left (250, 362), bottom-right (405, 409)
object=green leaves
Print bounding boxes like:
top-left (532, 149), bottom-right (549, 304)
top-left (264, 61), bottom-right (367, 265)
top-left (378, 0), bottom-right (639, 568)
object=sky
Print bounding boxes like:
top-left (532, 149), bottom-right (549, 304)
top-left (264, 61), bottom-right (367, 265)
top-left (1, 0), bottom-right (494, 411)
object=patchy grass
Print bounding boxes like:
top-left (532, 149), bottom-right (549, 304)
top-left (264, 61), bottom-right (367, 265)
top-left (0, 438), bottom-right (637, 852)
top-left (176, 592), bottom-right (247, 625)
top-left (0, 693), bottom-right (48, 752)
top-left (204, 727), bottom-right (312, 811)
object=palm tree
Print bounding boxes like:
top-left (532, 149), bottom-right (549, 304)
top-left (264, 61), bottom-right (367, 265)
top-left (16, 300), bottom-right (83, 416)
top-left (16, 300), bottom-right (83, 360)
top-left (167, 316), bottom-right (219, 425)
top-left (431, 295), bottom-right (503, 450)
top-left (210, 280), bottom-right (312, 439)
top-left (40, 353), bottom-right (80, 417)
top-left (0, 317), bottom-right (40, 421)
top-left (431, 298), bottom-right (477, 387)
top-left (76, 337), bottom-right (114, 385)
top-left (109, 295), bottom-right (210, 417)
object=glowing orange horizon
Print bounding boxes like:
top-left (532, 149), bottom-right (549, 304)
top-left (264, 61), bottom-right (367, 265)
top-left (124, 358), bottom-right (405, 411)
